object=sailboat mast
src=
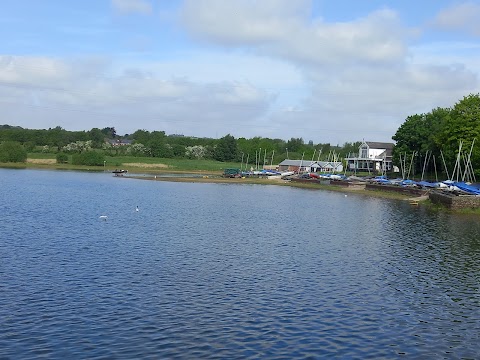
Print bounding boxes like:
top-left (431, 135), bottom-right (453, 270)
top-left (440, 150), bottom-right (450, 180)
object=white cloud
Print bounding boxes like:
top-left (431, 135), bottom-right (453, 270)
top-left (111, 0), bottom-right (153, 15)
top-left (0, 56), bottom-right (73, 90)
top-left (181, 0), bottom-right (310, 43)
top-left (0, 55), bottom-right (273, 137)
top-left (175, 0), bottom-right (480, 143)
top-left (180, 0), bottom-right (408, 66)
top-left (431, 2), bottom-right (480, 36)
top-left (2, 2), bottom-right (480, 145)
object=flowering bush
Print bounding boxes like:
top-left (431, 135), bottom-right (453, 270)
top-left (62, 140), bottom-right (93, 153)
top-left (125, 143), bottom-right (148, 156)
top-left (185, 145), bottom-right (207, 159)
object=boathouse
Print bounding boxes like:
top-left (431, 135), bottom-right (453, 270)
top-left (345, 141), bottom-right (395, 173)
top-left (278, 160), bottom-right (343, 173)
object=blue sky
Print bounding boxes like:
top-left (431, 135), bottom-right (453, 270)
top-left (1, 0), bottom-right (479, 144)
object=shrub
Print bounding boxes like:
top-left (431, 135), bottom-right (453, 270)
top-left (56, 153), bottom-right (69, 164)
top-left (0, 141), bottom-right (27, 162)
top-left (71, 151), bottom-right (105, 166)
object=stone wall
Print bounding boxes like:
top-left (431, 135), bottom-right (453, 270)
top-left (429, 191), bottom-right (480, 209)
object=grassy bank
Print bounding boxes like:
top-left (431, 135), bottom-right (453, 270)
top-left (13, 153), bottom-right (242, 174)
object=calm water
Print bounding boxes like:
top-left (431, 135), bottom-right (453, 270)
top-left (1, 169), bottom-right (479, 359)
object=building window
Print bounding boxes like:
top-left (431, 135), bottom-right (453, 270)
top-left (360, 146), bottom-right (368, 158)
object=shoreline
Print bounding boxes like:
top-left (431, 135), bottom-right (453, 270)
top-left (126, 175), bottom-right (480, 215)
top-left (3, 162), bottom-right (479, 215)
top-left (128, 173), bottom-right (426, 201)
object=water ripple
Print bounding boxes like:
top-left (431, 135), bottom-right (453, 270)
top-left (0, 169), bottom-right (479, 359)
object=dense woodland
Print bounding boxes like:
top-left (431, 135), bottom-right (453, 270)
top-left (1, 93), bottom-right (479, 177)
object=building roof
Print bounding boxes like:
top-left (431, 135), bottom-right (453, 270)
top-left (278, 160), bottom-right (342, 167)
top-left (365, 141), bottom-right (394, 157)
top-left (279, 159), bottom-right (313, 166)
top-left (365, 142), bottom-right (394, 150)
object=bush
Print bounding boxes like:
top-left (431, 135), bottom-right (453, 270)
top-left (56, 153), bottom-right (69, 164)
top-left (71, 151), bottom-right (105, 166)
top-left (0, 141), bottom-right (27, 162)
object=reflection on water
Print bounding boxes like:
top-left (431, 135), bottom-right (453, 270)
top-left (0, 169), bottom-right (479, 359)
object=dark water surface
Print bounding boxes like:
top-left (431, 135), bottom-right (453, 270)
top-left (1, 169), bottom-right (479, 359)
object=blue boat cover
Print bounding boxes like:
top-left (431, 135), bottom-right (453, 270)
top-left (453, 182), bottom-right (480, 195)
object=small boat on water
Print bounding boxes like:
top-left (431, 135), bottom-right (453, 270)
top-left (112, 169), bottom-right (128, 176)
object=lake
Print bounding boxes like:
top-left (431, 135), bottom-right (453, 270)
top-left (1, 168), bottom-right (479, 359)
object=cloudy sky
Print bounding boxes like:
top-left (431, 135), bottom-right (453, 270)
top-left (1, 0), bottom-right (479, 144)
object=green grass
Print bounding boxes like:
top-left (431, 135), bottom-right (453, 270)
top-left (27, 153), bottom-right (56, 159)
top-left (106, 155), bottom-right (242, 172)
top-left (21, 153), bottom-right (243, 173)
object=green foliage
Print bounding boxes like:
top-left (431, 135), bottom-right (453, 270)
top-left (71, 151), bottom-right (105, 166)
top-left (338, 142), bottom-right (362, 158)
top-left (392, 94), bottom-right (480, 177)
top-left (131, 129), bottom-right (151, 144)
top-left (24, 141), bottom-right (36, 152)
top-left (171, 144), bottom-right (186, 157)
top-left (286, 137), bottom-right (304, 152)
top-left (56, 153), bottom-right (69, 164)
top-left (0, 141), bottom-right (27, 162)
top-left (214, 134), bottom-right (237, 161)
top-left (88, 128), bottom-right (105, 147)
top-left (149, 138), bottom-right (174, 158)
top-left (437, 94), bottom-right (480, 168)
top-left (101, 127), bottom-right (117, 138)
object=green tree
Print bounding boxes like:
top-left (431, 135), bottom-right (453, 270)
top-left (391, 110), bottom-right (450, 175)
top-left (286, 137), bottom-right (304, 152)
top-left (132, 129), bottom-right (151, 144)
top-left (101, 127), bottom-right (117, 139)
top-left (88, 128), bottom-right (105, 147)
top-left (214, 134), bottom-right (237, 161)
top-left (171, 144), bottom-right (186, 157)
top-left (0, 141), bottom-right (28, 162)
top-left (338, 141), bottom-right (362, 158)
top-left (436, 94), bottom-right (480, 175)
top-left (47, 126), bottom-right (69, 150)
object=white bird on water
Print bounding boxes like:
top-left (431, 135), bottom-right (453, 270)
top-left (99, 215), bottom-right (108, 221)
top-left (136, 206), bottom-right (139, 212)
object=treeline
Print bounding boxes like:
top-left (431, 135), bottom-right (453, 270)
top-left (393, 93), bottom-right (480, 177)
top-left (2, 93), bottom-right (479, 175)
top-left (0, 124), bottom-right (361, 165)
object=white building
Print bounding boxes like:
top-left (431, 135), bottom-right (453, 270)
top-left (345, 141), bottom-right (395, 173)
